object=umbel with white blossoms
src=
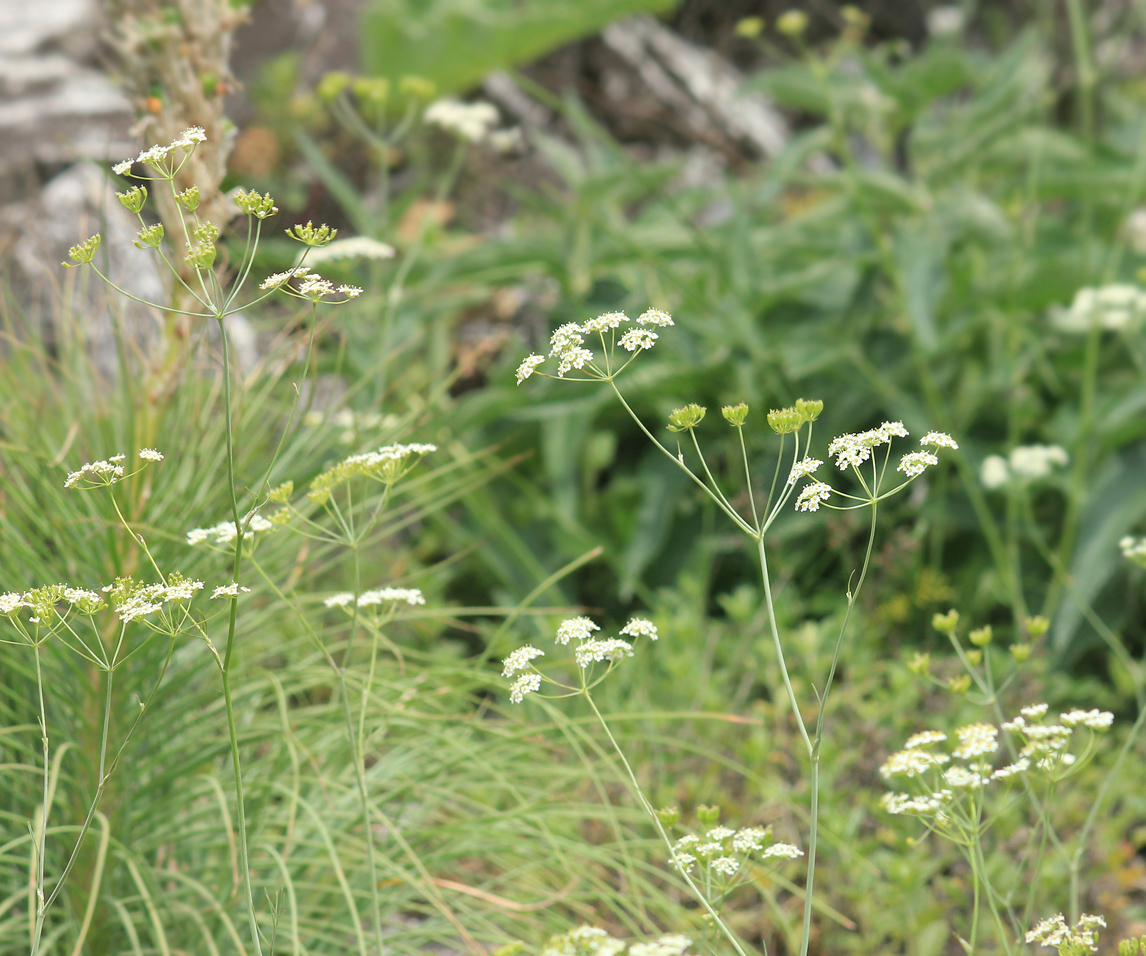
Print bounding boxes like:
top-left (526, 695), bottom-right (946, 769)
top-left (66, 126), bottom-right (369, 321)
top-left (512, 309), bottom-right (959, 956)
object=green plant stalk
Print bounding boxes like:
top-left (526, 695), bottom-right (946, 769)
top-left (344, 547), bottom-right (386, 955)
top-left (581, 693), bottom-right (754, 956)
top-left (216, 315), bottom-right (264, 956)
top-left (30, 641), bottom-right (50, 954)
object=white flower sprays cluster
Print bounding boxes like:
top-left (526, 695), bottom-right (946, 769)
top-left (64, 449), bottom-right (163, 489)
top-left (670, 824), bottom-right (802, 880)
top-left (502, 615), bottom-right (658, 704)
top-left (794, 425), bottom-right (958, 513)
top-left (880, 703), bottom-right (1114, 836)
top-left (981, 444), bottom-right (1069, 490)
top-left (68, 126), bottom-right (367, 309)
top-left (1026, 913), bottom-right (1107, 956)
top-left (541, 926), bottom-right (694, 956)
top-left (516, 309), bottom-right (674, 384)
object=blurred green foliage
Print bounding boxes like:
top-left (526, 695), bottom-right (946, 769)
top-left (361, 0), bottom-right (676, 95)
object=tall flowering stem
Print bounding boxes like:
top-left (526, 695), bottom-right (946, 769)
top-left (514, 310), bottom-right (959, 955)
top-left (63, 126), bottom-right (363, 954)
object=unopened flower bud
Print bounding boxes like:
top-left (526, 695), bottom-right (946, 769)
top-left (777, 10), bottom-right (809, 36)
top-left (932, 609), bottom-right (959, 634)
top-left (667, 404), bottom-right (706, 433)
top-left (317, 71), bottom-right (352, 101)
top-left (947, 674), bottom-right (971, 695)
top-left (968, 625), bottom-right (993, 648)
top-left (176, 185), bottom-right (200, 211)
top-left (795, 398), bottom-right (824, 423)
top-left (65, 234), bottom-right (101, 267)
top-left (235, 188), bottom-right (279, 219)
top-left (907, 652), bottom-right (930, 676)
top-left (1118, 938), bottom-right (1139, 956)
top-left (656, 806), bottom-right (680, 827)
top-left (185, 243), bottom-right (216, 270)
top-left (1009, 642), bottom-right (1031, 662)
top-left (1025, 616), bottom-right (1050, 640)
top-left (722, 403), bottom-right (749, 426)
top-left (965, 649), bottom-right (982, 667)
top-left (767, 406), bottom-right (802, 434)
top-left (735, 16), bottom-right (764, 38)
top-left (133, 224), bottom-right (164, 249)
top-left (696, 804), bottom-right (720, 825)
top-left (117, 185), bottom-right (147, 213)
top-left (268, 480), bottom-right (294, 504)
top-left (287, 220), bottom-right (337, 247)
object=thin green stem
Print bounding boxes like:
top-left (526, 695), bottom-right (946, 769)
top-left (215, 315), bottom-right (263, 956)
top-left (582, 693), bottom-right (753, 956)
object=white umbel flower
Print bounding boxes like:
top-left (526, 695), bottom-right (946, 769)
top-left (795, 481), bottom-right (832, 512)
top-left (556, 616), bottom-right (599, 644)
top-left (509, 672), bottom-right (541, 704)
top-left (619, 617), bottom-right (658, 640)
top-left (516, 354), bottom-right (545, 384)
top-left (502, 645), bottom-right (544, 677)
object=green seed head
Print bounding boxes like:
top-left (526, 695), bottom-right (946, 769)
top-left (721, 403), bottom-right (749, 426)
top-left (117, 185), bottom-right (147, 213)
top-left (287, 220), bottom-right (337, 247)
top-left (64, 234), bottom-right (101, 267)
top-left (667, 404), bottom-right (706, 433)
top-left (968, 625), bottom-right (993, 648)
top-left (176, 185), bottom-right (200, 211)
top-left (696, 804), bottom-right (720, 826)
top-left (133, 224), bottom-right (165, 249)
top-left (932, 609), bottom-right (959, 634)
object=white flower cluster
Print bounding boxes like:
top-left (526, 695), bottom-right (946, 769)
top-left (670, 827), bottom-right (801, 877)
top-left (323, 587), bottom-right (425, 609)
top-left (425, 98), bottom-right (501, 143)
top-left (981, 444), bottom-right (1069, 489)
top-left (102, 575), bottom-right (205, 624)
top-left (542, 926), bottom-right (689, 956)
top-left (187, 514), bottom-right (275, 546)
top-left (515, 309), bottom-right (674, 384)
top-left (308, 442), bottom-right (438, 505)
top-left (795, 426), bottom-right (955, 512)
top-left (1002, 703), bottom-right (1113, 773)
top-left (260, 266), bottom-right (361, 300)
top-left (112, 127), bottom-right (206, 176)
top-left (211, 583), bottom-right (251, 599)
top-left (65, 456), bottom-right (125, 489)
top-left (884, 704), bottom-right (1115, 824)
top-left (302, 236), bottom-right (396, 264)
top-left (1120, 535), bottom-right (1146, 569)
top-left (1051, 283), bottom-right (1146, 333)
top-left (503, 615), bottom-right (658, 704)
top-left (574, 638), bottom-right (633, 668)
top-left (64, 448), bottom-right (164, 489)
top-left (1026, 913), bottom-right (1106, 955)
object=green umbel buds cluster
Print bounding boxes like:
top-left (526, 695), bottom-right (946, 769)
top-left (65, 234), bottom-right (101, 267)
top-left (134, 224), bottom-right (165, 249)
top-left (767, 398), bottom-right (823, 434)
top-left (667, 404), bottom-right (707, 433)
top-left (234, 188), bottom-right (278, 219)
top-left (721, 403), bottom-right (749, 426)
top-left (287, 220), bottom-right (337, 247)
top-left (117, 185), bottom-right (147, 213)
top-left (176, 186), bottom-right (200, 211)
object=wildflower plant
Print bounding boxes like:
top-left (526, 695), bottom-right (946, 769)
top-left (48, 126), bottom-right (380, 956)
top-left (513, 310), bottom-right (958, 955)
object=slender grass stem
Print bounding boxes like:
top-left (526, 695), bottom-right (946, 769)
top-left (216, 315), bottom-right (263, 956)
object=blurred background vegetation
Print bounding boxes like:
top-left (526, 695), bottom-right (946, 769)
top-left (2, 0), bottom-right (1146, 953)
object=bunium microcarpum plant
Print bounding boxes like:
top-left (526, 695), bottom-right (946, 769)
top-left (509, 310), bottom-right (959, 955)
top-left (58, 127), bottom-right (361, 955)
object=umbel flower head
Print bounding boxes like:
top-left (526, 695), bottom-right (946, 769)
top-left (503, 615), bottom-right (659, 704)
top-left (514, 308), bottom-right (672, 384)
top-left (64, 449), bottom-right (163, 489)
top-left (112, 127), bottom-right (206, 179)
top-left (307, 442), bottom-right (437, 506)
